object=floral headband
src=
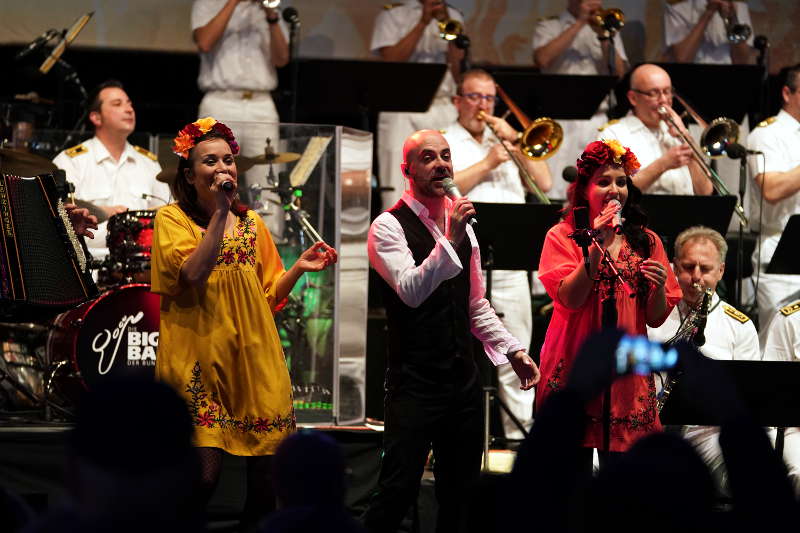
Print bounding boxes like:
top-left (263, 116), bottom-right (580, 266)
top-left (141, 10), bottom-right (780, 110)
top-left (172, 117), bottom-right (240, 159)
top-left (577, 139), bottom-right (641, 180)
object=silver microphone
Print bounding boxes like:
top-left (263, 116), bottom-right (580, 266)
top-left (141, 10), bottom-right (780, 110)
top-left (441, 177), bottom-right (477, 226)
top-left (609, 198), bottom-right (623, 234)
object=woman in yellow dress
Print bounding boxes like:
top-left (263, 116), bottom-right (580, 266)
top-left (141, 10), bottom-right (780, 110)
top-left (151, 117), bottom-right (337, 527)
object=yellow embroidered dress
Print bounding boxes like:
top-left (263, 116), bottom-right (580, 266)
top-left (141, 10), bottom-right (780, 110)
top-left (151, 204), bottom-right (295, 456)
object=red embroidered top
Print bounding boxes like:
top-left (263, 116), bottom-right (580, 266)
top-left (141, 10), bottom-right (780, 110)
top-left (537, 221), bottom-right (681, 452)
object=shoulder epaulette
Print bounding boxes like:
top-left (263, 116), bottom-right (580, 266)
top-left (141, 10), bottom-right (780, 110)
top-left (64, 143), bottom-right (88, 158)
top-left (383, 2), bottom-right (403, 9)
top-left (780, 301), bottom-right (800, 317)
top-left (133, 145), bottom-right (158, 161)
top-left (757, 116), bottom-right (777, 128)
top-left (598, 119), bottom-right (619, 132)
top-left (723, 304), bottom-right (750, 323)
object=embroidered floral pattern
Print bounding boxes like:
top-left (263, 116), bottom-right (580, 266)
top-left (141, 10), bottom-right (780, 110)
top-left (589, 379), bottom-right (658, 432)
top-left (186, 361), bottom-right (295, 434)
top-left (546, 358), bottom-right (566, 391)
top-left (214, 215), bottom-right (257, 267)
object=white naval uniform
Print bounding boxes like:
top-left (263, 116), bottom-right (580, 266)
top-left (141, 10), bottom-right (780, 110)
top-left (599, 114), bottom-right (694, 195)
top-left (648, 293), bottom-right (760, 495)
top-left (531, 11), bottom-right (628, 201)
top-left (192, 0), bottom-right (288, 235)
top-left (760, 297), bottom-right (800, 497)
top-left (371, 1), bottom-right (461, 211)
top-left (747, 110), bottom-right (800, 328)
top-left (444, 122), bottom-right (533, 440)
top-left (664, 0), bottom-right (754, 65)
top-left (53, 137), bottom-right (168, 262)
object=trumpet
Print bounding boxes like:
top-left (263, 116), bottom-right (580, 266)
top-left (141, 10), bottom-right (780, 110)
top-left (589, 8), bottom-right (625, 39)
top-left (657, 105), bottom-right (748, 226)
top-left (438, 19), bottom-right (463, 41)
top-left (724, 7), bottom-right (751, 44)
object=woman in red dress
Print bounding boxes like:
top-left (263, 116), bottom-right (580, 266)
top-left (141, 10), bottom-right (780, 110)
top-left (537, 139), bottom-right (681, 457)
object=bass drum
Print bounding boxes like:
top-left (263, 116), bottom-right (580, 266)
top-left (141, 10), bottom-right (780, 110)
top-left (46, 284), bottom-right (160, 404)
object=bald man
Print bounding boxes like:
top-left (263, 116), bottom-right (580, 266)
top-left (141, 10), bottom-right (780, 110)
top-left (599, 63), bottom-right (712, 195)
top-left (365, 130), bottom-right (539, 532)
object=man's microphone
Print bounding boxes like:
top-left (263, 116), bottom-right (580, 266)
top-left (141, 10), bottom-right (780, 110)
top-left (609, 198), bottom-right (623, 234)
top-left (441, 177), bottom-right (477, 226)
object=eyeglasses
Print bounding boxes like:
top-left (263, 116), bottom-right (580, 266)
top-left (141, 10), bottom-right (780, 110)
top-left (631, 87), bottom-right (674, 99)
top-left (459, 92), bottom-right (499, 104)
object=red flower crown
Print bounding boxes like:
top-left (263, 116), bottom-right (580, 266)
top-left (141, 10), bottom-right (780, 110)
top-left (577, 139), bottom-right (641, 180)
top-left (173, 117), bottom-right (240, 159)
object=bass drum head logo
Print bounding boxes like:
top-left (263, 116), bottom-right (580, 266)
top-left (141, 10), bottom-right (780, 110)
top-left (74, 284), bottom-right (160, 389)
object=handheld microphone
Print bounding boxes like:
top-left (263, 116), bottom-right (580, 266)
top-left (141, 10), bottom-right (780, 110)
top-left (562, 166), bottom-right (578, 183)
top-left (221, 181), bottom-right (235, 192)
top-left (441, 177), bottom-right (477, 225)
top-left (609, 199), bottom-right (623, 234)
top-left (15, 28), bottom-right (59, 61)
top-left (282, 7), bottom-right (299, 24)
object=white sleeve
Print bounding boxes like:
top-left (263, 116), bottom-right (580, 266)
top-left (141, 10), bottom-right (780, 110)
top-left (664, 1), bottom-right (691, 48)
top-left (737, 320), bottom-right (763, 361)
top-left (763, 315), bottom-right (800, 362)
top-left (466, 230), bottom-right (523, 366)
top-left (191, 0), bottom-right (218, 31)
top-left (370, 9), bottom-right (401, 54)
top-left (531, 18), bottom-right (560, 51)
top-left (367, 212), bottom-right (463, 309)
top-left (52, 151), bottom-right (80, 188)
top-left (748, 127), bottom-right (790, 175)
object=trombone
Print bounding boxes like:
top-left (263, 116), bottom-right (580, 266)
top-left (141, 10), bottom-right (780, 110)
top-left (589, 8), bottom-right (625, 39)
top-left (657, 103), bottom-right (748, 226)
top-left (478, 84), bottom-right (563, 205)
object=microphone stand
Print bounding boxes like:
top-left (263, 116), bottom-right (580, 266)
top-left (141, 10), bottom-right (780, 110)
top-left (250, 175), bottom-right (323, 244)
top-left (569, 226), bottom-right (635, 459)
top-left (735, 156), bottom-right (747, 310)
top-left (54, 59), bottom-right (89, 152)
top-left (285, 11), bottom-right (300, 123)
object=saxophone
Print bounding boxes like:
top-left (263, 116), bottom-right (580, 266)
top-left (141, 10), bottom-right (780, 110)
top-left (656, 283), bottom-right (712, 412)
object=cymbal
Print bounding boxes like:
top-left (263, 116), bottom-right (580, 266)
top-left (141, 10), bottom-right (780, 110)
top-left (249, 151), bottom-right (301, 165)
top-left (155, 154), bottom-right (258, 184)
top-left (0, 148), bottom-right (57, 176)
top-left (74, 198), bottom-right (109, 223)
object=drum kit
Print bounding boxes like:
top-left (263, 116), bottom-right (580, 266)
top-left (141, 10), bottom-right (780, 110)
top-left (0, 139), bottom-right (306, 421)
top-left (0, 147), bottom-right (163, 420)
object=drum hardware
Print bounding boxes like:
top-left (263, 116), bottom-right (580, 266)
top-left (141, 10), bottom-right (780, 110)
top-left (0, 147), bottom-right (58, 176)
top-left (589, 7), bottom-right (625, 39)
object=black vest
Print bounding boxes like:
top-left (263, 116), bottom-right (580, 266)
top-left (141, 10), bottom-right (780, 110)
top-left (378, 201), bottom-right (476, 389)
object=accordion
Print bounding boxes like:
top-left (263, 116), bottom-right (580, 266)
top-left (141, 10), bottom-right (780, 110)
top-left (0, 172), bottom-right (98, 315)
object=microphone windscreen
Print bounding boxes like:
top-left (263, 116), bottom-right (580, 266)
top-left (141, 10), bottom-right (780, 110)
top-left (441, 178), bottom-right (462, 199)
top-left (221, 181), bottom-right (234, 192)
top-left (726, 142), bottom-right (747, 160)
top-left (562, 166), bottom-right (578, 183)
top-left (573, 206), bottom-right (589, 231)
top-left (283, 7), bottom-right (299, 22)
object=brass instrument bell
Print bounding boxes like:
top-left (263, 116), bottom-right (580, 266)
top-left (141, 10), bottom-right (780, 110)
top-left (438, 19), bottom-right (462, 41)
top-left (700, 117), bottom-right (740, 158)
top-left (589, 8), bottom-right (625, 39)
top-left (262, 0), bottom-right (280, 8)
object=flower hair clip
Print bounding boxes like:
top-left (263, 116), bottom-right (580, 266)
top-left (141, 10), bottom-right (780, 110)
top-left (172, 117), bottom-right (240, 159)
top-left (598, 139), bottom-right (641, 176)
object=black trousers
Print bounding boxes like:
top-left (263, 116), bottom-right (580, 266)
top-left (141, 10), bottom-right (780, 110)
top-left (363, 378), bottom-right (483, 533)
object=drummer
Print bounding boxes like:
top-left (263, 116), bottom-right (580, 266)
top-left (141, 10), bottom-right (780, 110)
top-left (52, 79), bottom-right (170, 263)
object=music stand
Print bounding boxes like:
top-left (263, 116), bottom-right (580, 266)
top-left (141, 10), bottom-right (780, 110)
top-left (766, 215), bottom-right (800, 275)
top-left (656, 63), bottom-right (763, 123)
top-left (484, 69), bottom-right (618, 120)
top-left (639, 194), bottom-right (736, 252)
top-left (278, 58), bottom-right (447, 130)
top-left (472, 201), bottom-right (562, 464)
top-left (660, 360), bottom-right (800, 455)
